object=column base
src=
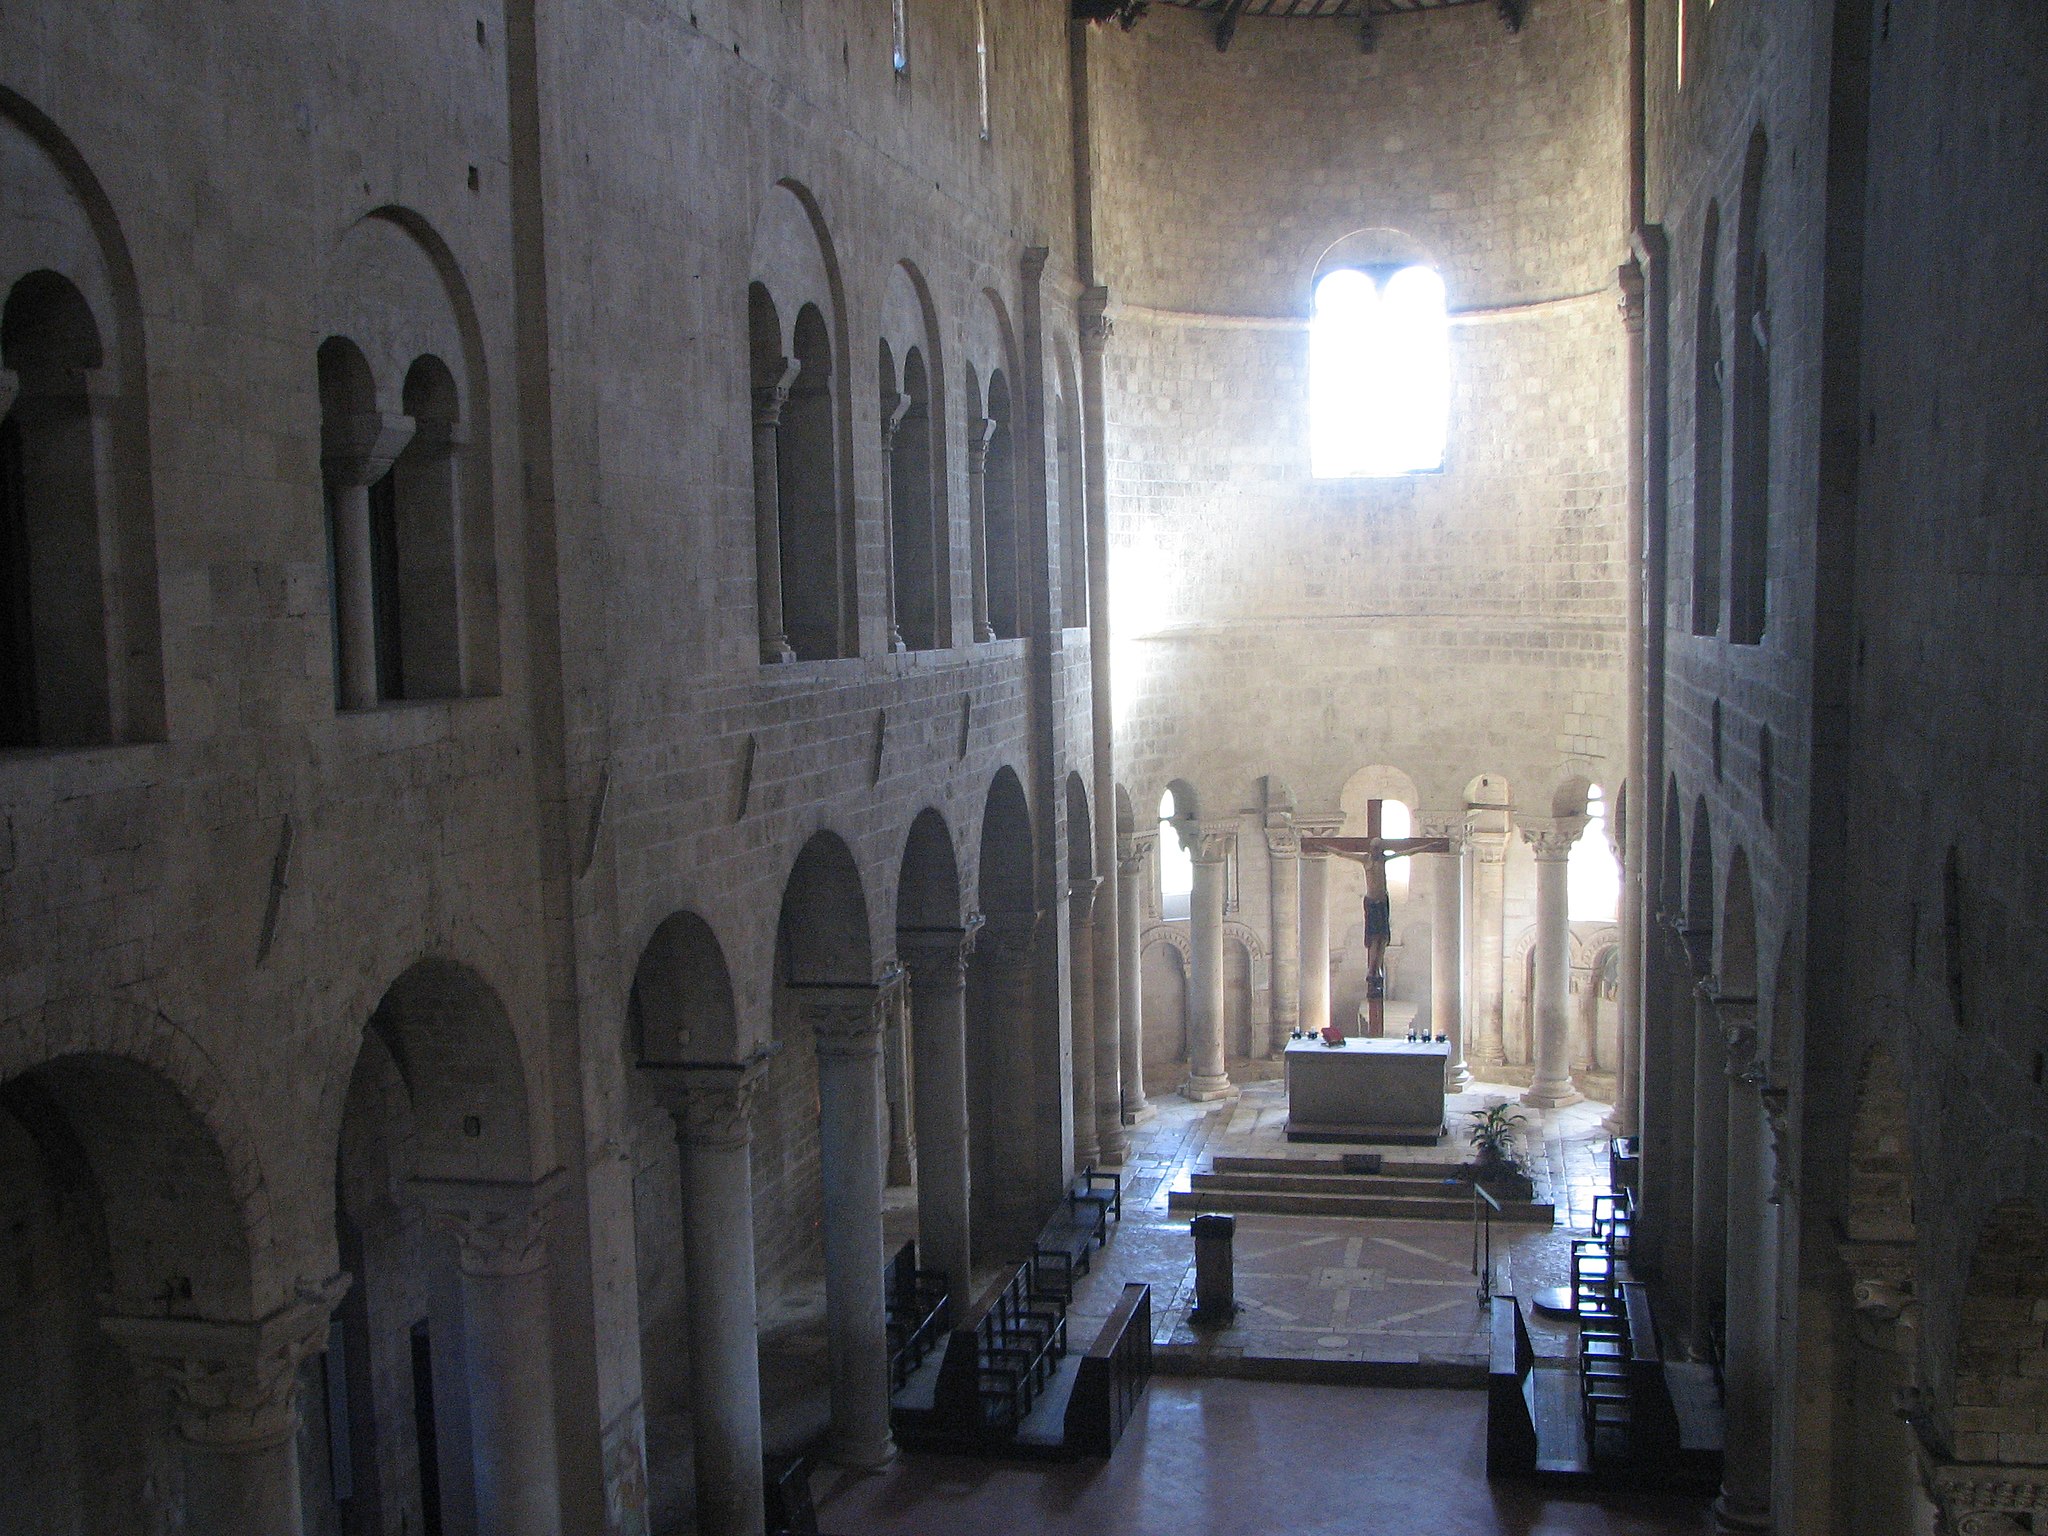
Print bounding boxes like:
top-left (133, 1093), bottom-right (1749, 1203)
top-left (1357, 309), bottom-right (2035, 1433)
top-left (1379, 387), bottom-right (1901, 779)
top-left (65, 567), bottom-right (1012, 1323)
top-left (1446, 1064), bottom-right (1473, 1093)
top-left (1467, 1052), bottom-right (1507, 1081)
top-left (1521, 1080), bottom-right (1584, 1109)
top-left (1712, 1492), bottom-right (1770, 1533)
top-left (761, 640), bottom-right (796, 664)
top-left (1600, 1105), bottom-right (1635, 1137)
top-left (1122, 1101), bottom-right (1156, 1126)
top-left (1094, 1119), bottom-right (1129, 1165)
top-left (826, 1432), bottom-right (897, 1473)
top-left (1074, 1133), bottom-right (1101, 1167)
top-left (1183, 1074), bottom-right (1236, 1102)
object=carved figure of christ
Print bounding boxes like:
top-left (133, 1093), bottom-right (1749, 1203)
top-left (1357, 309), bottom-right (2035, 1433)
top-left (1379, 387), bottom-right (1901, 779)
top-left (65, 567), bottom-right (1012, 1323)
top-left (1300, 799), bottom-right (1451, 1037)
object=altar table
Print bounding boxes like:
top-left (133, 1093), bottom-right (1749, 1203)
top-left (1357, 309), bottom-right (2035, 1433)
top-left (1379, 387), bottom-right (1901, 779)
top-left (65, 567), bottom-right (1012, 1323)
top-left (1284, 1037), bottom-right (1448, 1145)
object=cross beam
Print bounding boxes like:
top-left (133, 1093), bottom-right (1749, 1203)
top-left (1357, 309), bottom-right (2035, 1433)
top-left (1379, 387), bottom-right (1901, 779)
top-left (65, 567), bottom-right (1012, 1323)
top-left (1300, 799), bottom-right (1449, 1036)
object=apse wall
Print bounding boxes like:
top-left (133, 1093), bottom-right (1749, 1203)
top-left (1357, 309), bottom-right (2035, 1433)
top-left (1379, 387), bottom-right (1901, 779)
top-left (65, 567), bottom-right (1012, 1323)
top-left (1090, 0), bottom-right (1631, 827)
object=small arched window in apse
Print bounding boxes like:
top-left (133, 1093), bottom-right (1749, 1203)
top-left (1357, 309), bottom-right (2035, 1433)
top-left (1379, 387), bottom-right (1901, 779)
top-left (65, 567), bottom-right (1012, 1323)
top-left (975, 0), bottom-right (992, 141)
top-left (1569, 784), bottom-right (1621, 921)
top-left (1309, 265), bottom-right (1449, 479)
top-left (1158, 787), bottom-right (1193, 921)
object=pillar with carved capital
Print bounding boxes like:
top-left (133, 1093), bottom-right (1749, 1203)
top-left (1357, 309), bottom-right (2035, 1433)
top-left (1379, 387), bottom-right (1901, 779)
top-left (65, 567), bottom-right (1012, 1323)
top-left (1717, 1010), bottom-right (1772, 1534)
top-left (1522, 817), bottom-right (1587, 1108)
top-left (965, 418), bottom-right (997, 642)
top-left (1069, 878), bottom-right (1103, 1164)
top-left (104, 1282), bottom-right (345, 1536)
top-left (322, 409), bottom-right (416, 708)
top-left (641, 1061), bottom-right (768, 1536)
top-left (1265, 819), bottom-right (1302, 1055)
top-left (880, 391), bottom-right (910, 653)
top-left (1185, 824), bottom-right (1234, 1099)
top-left (1690, 982), bottom-right (1731, 1348)
top-left (414, 1173), bottom-right (566, 1536)
top-left (1466, 812), bottom-right (1511, 1077)
top-left (801, 987), bottom-right (895, 1468)
top-left (1116, 835), bottom-right (1149, 1120)
top-left (1297, 818), bottom-right (1342, 1038)
top-left (901, 927), bottom-right (977, 1294)
top-left (753, 361), bottom-right (800, 662)
top-left (1091, 880), bottom-right (1126, 1161)
top-left (1418, 814), bottom-right (1468, 1090)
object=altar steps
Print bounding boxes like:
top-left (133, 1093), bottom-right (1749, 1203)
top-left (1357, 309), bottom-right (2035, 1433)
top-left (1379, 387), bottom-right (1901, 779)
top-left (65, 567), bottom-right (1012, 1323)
top-left (1167, 1164), bottom-right (1555, 1224)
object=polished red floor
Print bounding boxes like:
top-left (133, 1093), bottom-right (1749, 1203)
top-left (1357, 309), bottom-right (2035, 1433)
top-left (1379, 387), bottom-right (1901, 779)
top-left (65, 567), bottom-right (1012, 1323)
top-left (815, 1378), bottom-right (1714, 1536)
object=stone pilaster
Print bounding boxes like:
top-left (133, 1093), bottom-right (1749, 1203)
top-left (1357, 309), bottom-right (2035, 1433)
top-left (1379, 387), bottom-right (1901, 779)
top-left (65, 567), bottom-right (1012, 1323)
top-left (1185, 823), bottom-right (1234, 1099)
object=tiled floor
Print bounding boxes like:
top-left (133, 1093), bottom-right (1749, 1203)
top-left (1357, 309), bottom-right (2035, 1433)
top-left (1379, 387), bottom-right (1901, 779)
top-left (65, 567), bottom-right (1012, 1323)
top-left (814, 1376), bottom-right (1713, 1536)
top-left (1060, 1078), bottom-right (1619, 1370)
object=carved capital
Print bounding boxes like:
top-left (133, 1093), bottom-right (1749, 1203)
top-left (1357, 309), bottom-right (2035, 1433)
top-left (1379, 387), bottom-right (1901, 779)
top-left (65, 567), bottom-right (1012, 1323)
top-left (1068, 875), bottom-right (1103, 925)
top-left (103, 1276), bottom-right (348, 1451)
top-left (1264, 825), bottom-right (1301, 860)
top-left (1295, 816), bottom-right (1345, 856)
top-left (412, 1170), bottom-right (566, 1279)
top-left (795, 985), bottom-right (889, 1060)
top-left (642, 1056), bottom-right (770, 1152)
top-left (1116, 831), bottom-right (1145, 876)
top-left (752, 358), bottom-right (802, 428)
top-left (1079, 286), bottom-right (1114, 353)
top-left (321, 409), bottom-right (416, 488)
top-left (1920, 1448), bottom-right (2048, 1534)
top-left (979, 909), bottom-right (1042, 967)
top-left (1520, 815), bottom-right (1588, 862)
top-left (1413, 812), bottom-right (1467, 853)
top-left (899, 919), bottom-right (981, 988)
top-left (1618, 256), bottom-right (1646, 334)
top-left (967, 416), bottom-right (998, 468)
top-left (881, 390), bottom-right (911, 448)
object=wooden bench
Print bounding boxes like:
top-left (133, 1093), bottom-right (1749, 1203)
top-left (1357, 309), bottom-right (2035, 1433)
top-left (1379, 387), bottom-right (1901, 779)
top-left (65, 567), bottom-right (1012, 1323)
top-left (1064, 1282), bottom-right (1152, 1458)
top-left (1069, 1167), bottom-right (1121, 1236)
top-left (1033, 1210), bottom-right (1098, 1303)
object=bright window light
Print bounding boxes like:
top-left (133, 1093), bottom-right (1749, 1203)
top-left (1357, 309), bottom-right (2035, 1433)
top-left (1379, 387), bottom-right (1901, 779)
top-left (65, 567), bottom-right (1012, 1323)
top-left (1158, 788), bottom-right (1192, 919)
top-left (1569, 785), bottom-right (1621, 922)
top-left (1310, 264), bottom-right (1449, 479)
top-left (892, 0), bottom-right (908, 72)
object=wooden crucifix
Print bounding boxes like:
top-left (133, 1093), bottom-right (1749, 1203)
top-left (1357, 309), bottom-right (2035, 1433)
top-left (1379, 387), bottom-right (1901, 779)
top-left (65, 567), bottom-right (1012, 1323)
top-left (1300, 800), bottom-right (1450, 1038)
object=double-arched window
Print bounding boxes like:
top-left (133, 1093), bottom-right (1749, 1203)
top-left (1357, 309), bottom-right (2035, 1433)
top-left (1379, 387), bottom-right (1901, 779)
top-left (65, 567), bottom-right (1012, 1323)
top-left (1308, 264), bottom-right (1450, 479)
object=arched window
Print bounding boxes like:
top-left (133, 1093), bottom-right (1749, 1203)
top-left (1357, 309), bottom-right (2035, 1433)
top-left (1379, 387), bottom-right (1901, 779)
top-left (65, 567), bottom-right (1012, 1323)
top-left (1158, 787), bottom-right (1193, 920)
top-left (889, 346), bottom-right (940, 651)
top-left (1691, 203), bottom-right (1724, 637)
top-left (892, 0), bottom-right (909, 72)
top-left (1309, 265), bottom-right (1449, 479)
top-left (983, 370), bottom-right (1019, 639)
top-left (781, 304), bottom-right (845, 660)
top-left (1569, 784), bottom-right (1621, 921)
top-left (1728, 130), bottom-right (1770, 646)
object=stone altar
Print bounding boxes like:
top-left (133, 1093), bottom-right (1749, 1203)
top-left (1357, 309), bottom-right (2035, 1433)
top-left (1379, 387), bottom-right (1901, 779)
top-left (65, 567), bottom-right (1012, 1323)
top-left (1284, 1038), bottom-right (1449, 1144)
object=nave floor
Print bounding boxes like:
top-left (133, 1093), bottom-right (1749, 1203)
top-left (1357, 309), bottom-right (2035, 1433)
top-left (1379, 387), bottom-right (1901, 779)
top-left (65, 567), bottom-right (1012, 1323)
top-left (812, 1376), bottom-right (1713, 1536)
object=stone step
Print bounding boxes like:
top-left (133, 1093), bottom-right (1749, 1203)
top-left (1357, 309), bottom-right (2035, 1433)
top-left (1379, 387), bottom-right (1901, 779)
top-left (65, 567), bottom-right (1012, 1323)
top-left (1166, 1185), bottom-right (1556, 1224)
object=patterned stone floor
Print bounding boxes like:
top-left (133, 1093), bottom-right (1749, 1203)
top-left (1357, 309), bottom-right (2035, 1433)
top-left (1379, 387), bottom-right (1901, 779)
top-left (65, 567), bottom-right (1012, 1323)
top-left (1061, 1077), bottom-right (1621, 1371)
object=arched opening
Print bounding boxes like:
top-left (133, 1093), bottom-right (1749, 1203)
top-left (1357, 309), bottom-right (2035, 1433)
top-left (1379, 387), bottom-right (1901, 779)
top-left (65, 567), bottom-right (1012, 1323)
top-left (1141, 938), bottom-right (1190, 1095)
top-left (782, 305), bottom-right (845, 660)
top-left (1054, 354), bottom-right (1087, 628)
top-left (1722, 846), bottom-right (1758, 997)
top-left (0, 1053), bottom-right (258, 1531)
top-left (1157, 781), bottom-right (1196, 920)
top-left (327, 959), bottom-right (537, 1536)
top-left (1569, 783), bottom-right (1622, 921)
top-left (2, 270), bottom-right (111, 747)
top-left (380, 354), bottom-right (466, 700)
top-left (896, 807), bottom-right (968, 1293)
top-left (623, 912), bottom-right (746, 1536)
top-left (968, 767), bottom-right (1045, 1260)
top-left (893, 346), bottom-right (940, 650)
top-left (1308, 264), bottom-right (1450, 479)
top-left (982, 370), bottom-right (1019, 639)
top-left (1691, 202), bottom-right (1725, 637)
top-left (1729, 128), bottom-right (1771, 646)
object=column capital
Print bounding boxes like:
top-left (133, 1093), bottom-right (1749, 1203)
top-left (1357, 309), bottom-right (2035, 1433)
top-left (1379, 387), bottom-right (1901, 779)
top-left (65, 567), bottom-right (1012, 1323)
top-left (1188, 822), bottom-right (1235, 865)
top-left (102, 1275), bottom-right (348, 1451)
top-left (1264, 816), bottom-right (1302, 859)
top-left (793, 984), bottom-right (890, 1059)
top-left (1618, 255), bottom-right (1646, 334)
top-left (1519, 815), bottom-right (1589, 861)
top-left (753, 357), bottom-right (802, 427)
top-left (641, 1053), bottom-right (773, 1151)
top-left (1413, 811), bottom-right (1467, 852)
top-left (412, 1169), bottom-right (567, 1278)
top-left (1068, 875), bottom-right (1104, 923)
top-left (1294, 815), bottom-right (1345, 847)
top-left (1079, 286), bottom-right (1114, 354)
top-left (1918, 1447), bottom-right (2048, 1535)
top-left (321, 409), bottom-right (416, 488)
top-left (881, 390), bottom-right (911, 447)
top-left (968, 415), bottom-right (998, 465)
top-left (978, 909), bottom-right (1042, 966)
top-left (898, 917), bottom-right (982, 981)
top-left (1116, 832), bottom-right (1146, 875)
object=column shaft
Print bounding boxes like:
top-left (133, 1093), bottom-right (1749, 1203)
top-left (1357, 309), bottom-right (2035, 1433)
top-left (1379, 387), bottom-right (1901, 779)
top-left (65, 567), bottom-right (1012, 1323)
top-left (459, 1262), bottom-right (563, 1536)
top-left (1068, 881), bottom-right (1101, 1165)
top-left (903, 933), bottom-right (975, 1295)
top-left (1300, 851), bottom-right (1332, 1036)
top-left (1092, 887), bottom-right (1126, 1158)
top-left (966, 420), bottom-right (996, 642)
top-left (1431, 845), bottom-right (1468, 1089)
top-left (329, 481), bottom-right (381, 708)
top-left (807, 994), bottom-right (895, 1468)
top-left (1116, 840), bottom-right (1148, 1118)
top-left (880, 394), bottom-right (908, 652)
top-left (1467, 825), bottom-right (1509, 1075)
top-left (1717, 1040), bottom-right (1773, 1532)
top-left (1523, 823), bottom-right (1585, 1108)
top-left (1690, 985), bottom-right (1730, 1349)
top-left (1185, 831), bottom-right (1232, 1098)
top-left (752, 366), bottom-right (798, 662)
top-left (1266, 826), bottom-right (1302, 1054)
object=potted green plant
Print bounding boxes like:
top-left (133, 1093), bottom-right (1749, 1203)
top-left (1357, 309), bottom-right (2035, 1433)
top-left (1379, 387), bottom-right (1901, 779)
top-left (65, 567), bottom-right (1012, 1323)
top-left (1465, 1102), bottom-right (1535, 1200)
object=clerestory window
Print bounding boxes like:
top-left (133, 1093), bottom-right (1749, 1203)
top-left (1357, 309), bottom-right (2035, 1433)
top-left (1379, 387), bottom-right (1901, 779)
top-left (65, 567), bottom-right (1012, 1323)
top-left (1308, 265), bottom-right (1449, 479)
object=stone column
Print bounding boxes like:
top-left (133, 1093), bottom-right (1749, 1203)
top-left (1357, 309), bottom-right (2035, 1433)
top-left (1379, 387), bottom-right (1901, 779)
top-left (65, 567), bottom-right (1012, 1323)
top-left (1264, 819), bottom-right (1302, 1054)
top-left (879, 391), bottom-right (909, 653)
top-left (1465, 810), bottom-right (1511, 1078)
top-left (640, 1061), bottom-right (768, 1536)
top-left (1418, 814), bottom-right (1468, 1090)
top-left (1616, 254), bottom-right (1649, 1141)
top-left (1185, 824), bottom-right (1234, 1100)
top-left (1690, 981), bottom-right (1731, 1348)
top-left (752, 360), bottom-right (800, 662)
top-left (104, 1281), bottom-right (345, 1536)
top-left (900, 925), bottom-right (977, 1295)
top-left (1297, 817), bottom-right (1343, 1037)
top-left (1069, 877), bottom-right (1103, 1164)
top-left (415, 1173), bottom-right (568, 1536)
top-left (1091, 878), bottom-right (1126, 1161)
top-left (965, 417), bottom-right (997, 643)
top-left (798, 987), bottom-right (895, 1468)
top-left (1116, 832), bottom-right (1149, 1120)
top-left (1717, 1007), bottom-right (1772, 1534)
top-left (1521, 817), bottom-right (1587, 1109)
top-left (1082, 287), bottom-right (1126, 1162)
top-left (321, 409), bottom-right (415, 709)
